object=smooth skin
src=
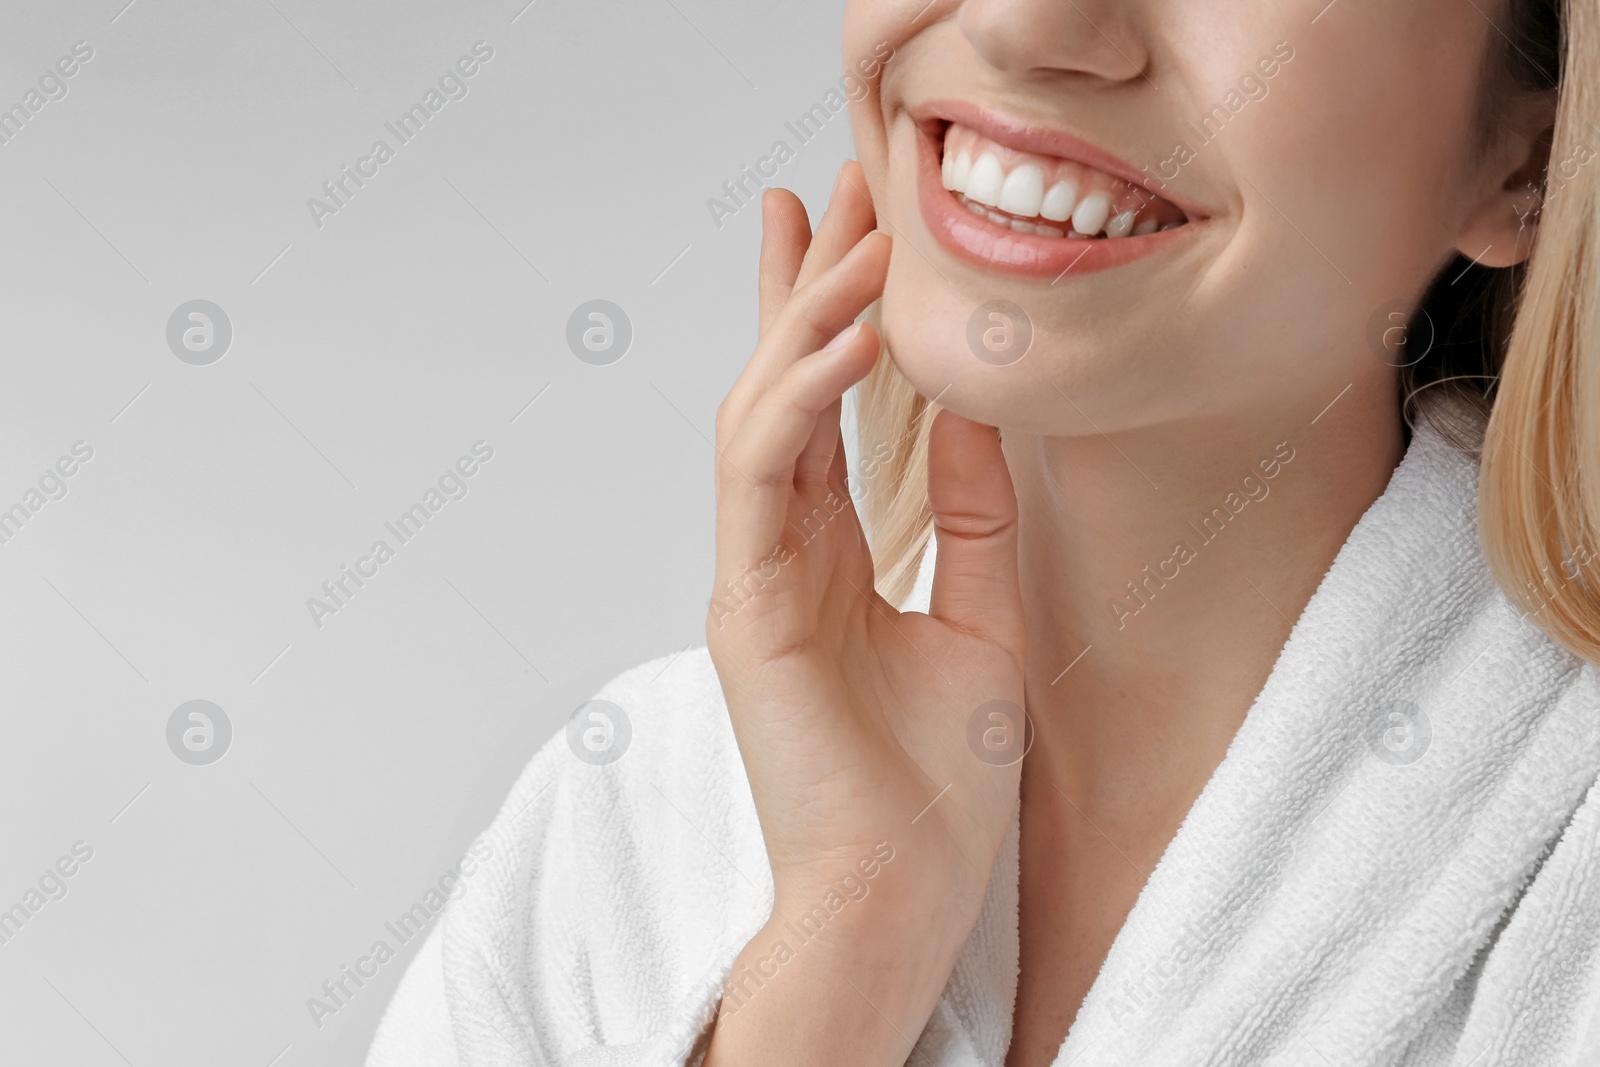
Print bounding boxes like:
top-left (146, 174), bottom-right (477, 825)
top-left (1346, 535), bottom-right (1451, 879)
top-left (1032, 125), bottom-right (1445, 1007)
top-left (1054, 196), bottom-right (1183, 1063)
top-left (702, 0), bottom-right (1553, 1063)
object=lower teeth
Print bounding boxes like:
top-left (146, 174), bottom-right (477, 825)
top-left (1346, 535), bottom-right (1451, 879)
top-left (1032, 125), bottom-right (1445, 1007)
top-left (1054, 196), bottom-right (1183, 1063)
top-left (954, 191), bottom-right (1180, 239)
top-left (957, 193), bottom-right (1102, 239)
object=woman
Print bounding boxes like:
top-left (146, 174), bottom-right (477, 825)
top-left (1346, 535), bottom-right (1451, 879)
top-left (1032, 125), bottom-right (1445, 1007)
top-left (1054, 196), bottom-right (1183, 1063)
top-left (368, 0), bottom-right (1600, 1063)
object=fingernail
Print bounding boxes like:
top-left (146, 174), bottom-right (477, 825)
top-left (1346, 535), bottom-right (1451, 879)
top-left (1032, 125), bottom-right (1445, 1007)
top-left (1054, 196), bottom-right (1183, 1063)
top-left (823, 322), bottom-right (863, 352)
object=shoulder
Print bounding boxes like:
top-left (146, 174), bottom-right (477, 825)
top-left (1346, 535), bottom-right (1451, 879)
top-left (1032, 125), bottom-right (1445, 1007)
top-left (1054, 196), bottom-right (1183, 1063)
top-left (1479, 578), bottom-right (1600, 752)
top-left (479, 643), bottom-right (769, 942)
top-left (535, 643), bottom-right (765, 875)
top-left (1407, 395), bottom-right (1600, 764)
top-left (369, 646), bottom-right (771, 1064)
top-left (1462, 657), bottom-right (1600, 1060)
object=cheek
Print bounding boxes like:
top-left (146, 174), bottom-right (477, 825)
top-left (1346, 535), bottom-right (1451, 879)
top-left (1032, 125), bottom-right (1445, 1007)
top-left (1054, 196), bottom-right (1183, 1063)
top-left (840, 0), bottom-right (909, 90)
top-left (1155, 4), bottom-right (1485, 394)
top-left (847, 92), bottom-right (892, 201)
top-left (844, 3), bottom-right (924, 202)
top-left (1192, 3), bottom-right (1482, 272)
top-left (878, 247), bottom-right (970, 397)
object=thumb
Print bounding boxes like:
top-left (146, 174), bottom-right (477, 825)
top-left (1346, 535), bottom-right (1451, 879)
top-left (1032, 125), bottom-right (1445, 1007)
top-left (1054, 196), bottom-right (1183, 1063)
top-left (925, 408), bottom-right (1024, 653)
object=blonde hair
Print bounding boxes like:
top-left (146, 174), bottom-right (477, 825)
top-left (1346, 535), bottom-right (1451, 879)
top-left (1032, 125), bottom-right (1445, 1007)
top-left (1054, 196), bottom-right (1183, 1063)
top-left (853, 297), bottom-right (937, 606)
top-left (856, 0), bottom-right (1600, 662)
top-left (1481, 0), bottom-right (1600, 661)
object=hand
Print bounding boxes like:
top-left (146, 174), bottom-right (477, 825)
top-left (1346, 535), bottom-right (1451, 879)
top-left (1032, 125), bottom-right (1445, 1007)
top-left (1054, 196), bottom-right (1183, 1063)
top-left (702, 160), bottom-right (1028, 1065)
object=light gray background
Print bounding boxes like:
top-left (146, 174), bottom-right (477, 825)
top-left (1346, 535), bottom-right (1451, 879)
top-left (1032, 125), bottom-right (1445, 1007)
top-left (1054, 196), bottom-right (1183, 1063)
top-left (0, 1), bottom-right (860, 1062)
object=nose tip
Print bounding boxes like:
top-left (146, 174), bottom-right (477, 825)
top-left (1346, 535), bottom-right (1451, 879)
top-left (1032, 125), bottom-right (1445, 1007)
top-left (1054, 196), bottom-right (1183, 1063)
top-left (954, 0), bottom-right (1149, 84)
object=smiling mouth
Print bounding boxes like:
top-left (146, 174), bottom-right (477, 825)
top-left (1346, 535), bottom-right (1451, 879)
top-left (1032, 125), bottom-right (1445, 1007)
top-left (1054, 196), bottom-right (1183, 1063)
top-left (939, 120), bottom-right (1190, 239)
top-left (911, 101), bottom-right (1200, 278)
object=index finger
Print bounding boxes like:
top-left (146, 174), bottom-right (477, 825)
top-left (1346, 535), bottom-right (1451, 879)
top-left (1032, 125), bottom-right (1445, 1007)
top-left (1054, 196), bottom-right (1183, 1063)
top-left (759, 188), bottom-right (813, 338)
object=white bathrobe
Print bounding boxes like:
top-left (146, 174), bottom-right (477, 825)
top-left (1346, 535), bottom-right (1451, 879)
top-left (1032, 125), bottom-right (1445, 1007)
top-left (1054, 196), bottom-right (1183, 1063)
top-left (366, 400), bottom-right (1600, 1066)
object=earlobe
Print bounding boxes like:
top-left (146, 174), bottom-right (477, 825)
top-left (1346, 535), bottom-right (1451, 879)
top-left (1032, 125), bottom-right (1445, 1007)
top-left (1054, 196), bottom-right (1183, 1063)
top-left (1454, 100), bottom-right (1557, 269)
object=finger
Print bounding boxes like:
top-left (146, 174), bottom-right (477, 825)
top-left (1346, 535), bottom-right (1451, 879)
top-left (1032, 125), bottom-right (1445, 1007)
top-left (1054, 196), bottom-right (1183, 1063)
top-left (759, 188), bottom-right (812, 339)
top-left (792, 161), bottom-right (878, 294)
top-left (719, 230), bottom-right (889, 435)
top-left (715, 322), bottom-right (879, 570)
top-left (925, 410), bottom-right (1025, 655)
top-left (794, 395), bottom-right (842, 490)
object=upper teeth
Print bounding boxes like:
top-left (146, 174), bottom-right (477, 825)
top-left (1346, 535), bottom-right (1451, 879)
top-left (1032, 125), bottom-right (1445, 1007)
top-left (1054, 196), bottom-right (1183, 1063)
top-left (940, 133), bottom-right (1179, 239)
top-left (1040, 180), bottom-right (1077, 222)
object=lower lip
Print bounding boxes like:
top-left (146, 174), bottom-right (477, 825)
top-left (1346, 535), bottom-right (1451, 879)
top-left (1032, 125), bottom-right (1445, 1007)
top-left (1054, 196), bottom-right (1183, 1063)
top-left (914, 121), bottom-right (1195, 279)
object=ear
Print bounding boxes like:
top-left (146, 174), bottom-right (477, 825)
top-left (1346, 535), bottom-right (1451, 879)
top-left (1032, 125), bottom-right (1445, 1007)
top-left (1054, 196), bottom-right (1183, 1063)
top-left (1454, 91), bottom-right (1557, 268)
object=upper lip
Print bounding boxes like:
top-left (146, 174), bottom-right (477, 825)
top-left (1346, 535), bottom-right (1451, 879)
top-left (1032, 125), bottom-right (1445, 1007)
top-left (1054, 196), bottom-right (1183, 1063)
top-left (909, 97), bottom-right (1209, 220)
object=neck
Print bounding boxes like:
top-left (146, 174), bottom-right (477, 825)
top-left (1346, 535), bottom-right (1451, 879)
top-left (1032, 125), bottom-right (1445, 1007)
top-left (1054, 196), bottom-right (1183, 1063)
top-left (1004, 376), bottom-right (1406, 831)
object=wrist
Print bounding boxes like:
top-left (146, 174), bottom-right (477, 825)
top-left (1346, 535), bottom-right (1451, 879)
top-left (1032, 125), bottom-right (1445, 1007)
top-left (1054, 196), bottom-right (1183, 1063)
top-left (768, 816), bottom-right (996, 936)
top-left (709, 902), bottom-right (967, 1067)
top-left (704, 833), bottom-right (986, 1067)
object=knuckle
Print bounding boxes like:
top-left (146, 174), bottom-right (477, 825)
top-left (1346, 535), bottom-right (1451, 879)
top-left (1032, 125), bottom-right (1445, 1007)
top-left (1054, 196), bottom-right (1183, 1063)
top-left (773, 364), bottom-right (819, 416)
top-left (790, 288), bottom-right (833, 335)
top-left (797, 303), bottom-right (853, 353)
top-left (713, 452), bottom-right (743, 494)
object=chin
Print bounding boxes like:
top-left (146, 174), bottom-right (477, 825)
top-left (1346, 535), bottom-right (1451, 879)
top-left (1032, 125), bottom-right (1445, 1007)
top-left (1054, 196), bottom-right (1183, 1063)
top-left (875, 266), bottom-right (1145, 436)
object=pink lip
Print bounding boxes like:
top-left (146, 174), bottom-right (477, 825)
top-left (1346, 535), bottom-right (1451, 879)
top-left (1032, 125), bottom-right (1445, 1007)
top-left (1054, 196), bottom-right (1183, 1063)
top-left (910, 99), bottom-right (1204, 279)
